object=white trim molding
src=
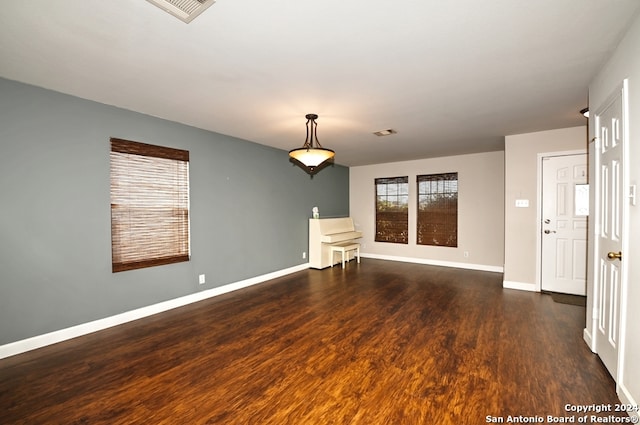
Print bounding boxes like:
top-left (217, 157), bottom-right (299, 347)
top-left (0, 263), bottom-right (309, 360)
top-left (361, 253), bottom-right (504, 273)
top-left (583, 328), bottom-right (595, 352)
top-left (618, 382), bottom-right (639, 423)
top-left (503, 280), bottom-right (537, 292)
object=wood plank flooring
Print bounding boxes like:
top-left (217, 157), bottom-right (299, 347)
top-left (0, 259), bottom-right (624, 424)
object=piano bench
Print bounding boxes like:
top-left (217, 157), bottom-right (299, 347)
top-left (330, 242), bottom-right (361, 268)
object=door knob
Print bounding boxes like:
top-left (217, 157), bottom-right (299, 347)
top-left (544, 229), bottom-right (556, 234)
top-left (607, 251), bottom-right (622, 261)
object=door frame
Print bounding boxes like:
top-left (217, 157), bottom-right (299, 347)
top-left (535, 149), bottom-right (587, 293)
top-left (588, 80), bottom-right (630, 388)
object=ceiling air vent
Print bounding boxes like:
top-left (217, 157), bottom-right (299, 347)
top-left (146, 0), bottom-right (216, 23)
top-left (373, 129), bottom-right (397, 137)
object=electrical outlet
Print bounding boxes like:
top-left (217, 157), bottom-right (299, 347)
top-left (464, 251), bottom-right (469, 258)
top-left (302, 251), bottom-right (306, 259)
top-left (198, 274), bottom-right (206, 285)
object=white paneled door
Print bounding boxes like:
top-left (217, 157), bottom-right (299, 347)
top-left (593, 82), bottom-right (627, 380)
top-left (541, 154), bottom-right (588, 296)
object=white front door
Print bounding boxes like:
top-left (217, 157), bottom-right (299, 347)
top-left (541, 154), bottom-right (588, 295)
top-left (593, 83), bottom-right (627, 379)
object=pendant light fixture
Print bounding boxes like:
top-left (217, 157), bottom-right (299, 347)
top-left (289, 114), bottom-right (335, 174)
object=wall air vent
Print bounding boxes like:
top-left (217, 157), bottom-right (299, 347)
top-left (146, 0), bottom-right (216, 23)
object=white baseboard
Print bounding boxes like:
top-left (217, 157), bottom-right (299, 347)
top-left (360, 253), bottom-right (503, 273)
top-left (583, 328), bottom-right (595, 352)
top-left (0, 263), bottom-right (309, 360)
top-left (502, 280), bottom-right (537, 292)
top-left (618, 382), bottom-right (640, 422)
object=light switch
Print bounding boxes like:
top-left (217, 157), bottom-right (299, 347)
top-left (515, 199), bottom-right (529, 208)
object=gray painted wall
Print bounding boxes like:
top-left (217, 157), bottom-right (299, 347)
top-left (0, 78), bottom-right (349, 345)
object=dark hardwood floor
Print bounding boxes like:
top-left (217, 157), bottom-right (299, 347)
top-left (0, 259), bottom-right (624, 424)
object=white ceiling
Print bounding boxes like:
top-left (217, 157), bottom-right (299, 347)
top-left (1, 0), bottom-right (639, 166)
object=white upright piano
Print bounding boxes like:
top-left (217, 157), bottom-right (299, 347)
top-left (309, 217), bottom-right (362, 269)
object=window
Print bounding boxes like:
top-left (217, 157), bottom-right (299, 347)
top-left (110, 138), bottom-right (190, 272)
top-left (375, 176), bottom-right (409, 244)
top-left (417, 172), bottom-right (458, 247)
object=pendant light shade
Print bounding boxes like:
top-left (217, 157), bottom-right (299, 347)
top-left (289, 114), bottom-right (335, 174)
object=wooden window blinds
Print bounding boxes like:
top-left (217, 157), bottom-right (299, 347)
top-left (375, 176), bottom-right (409, 244)
top-left (110, 138), bottom-right (190, 272)
top-left (417, 172), bottom-right (458, 247)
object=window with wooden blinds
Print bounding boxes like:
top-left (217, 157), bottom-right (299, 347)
top-left (110, 138), bottom-right (190, 272)
top-left (417, 172), bottom-right (458, 247)
top-left (375, 176), bottom-right (409, 244)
